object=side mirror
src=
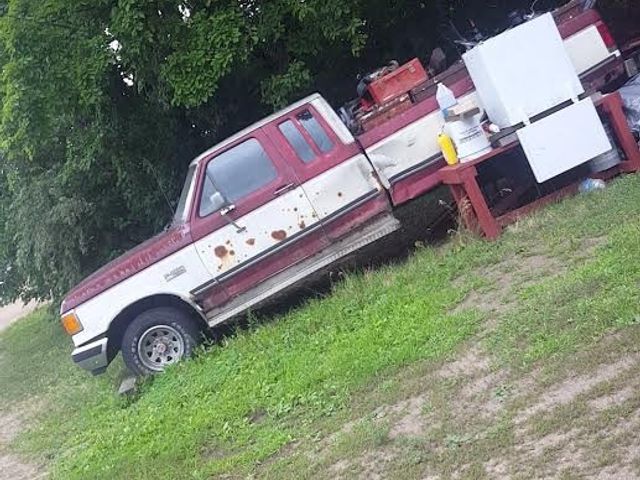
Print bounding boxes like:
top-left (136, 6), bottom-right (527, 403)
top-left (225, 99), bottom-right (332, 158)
top-left (208, 191), bottom-right (228, 213)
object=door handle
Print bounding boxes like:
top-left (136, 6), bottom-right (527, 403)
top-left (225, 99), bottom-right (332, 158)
top-left (219, 204), bottom-right (246, 233)
top-left (220, 204), bottom-right (236, 216)
top-left (273, 183), bottom-right (296, 196)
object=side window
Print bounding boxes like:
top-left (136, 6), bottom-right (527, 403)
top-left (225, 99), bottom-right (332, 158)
top-left (297, 110), bottom-right (334, 153)
top-left (199, 138), bottom-right (278, 217)
top-left (279, 120), bottom-right (316, 163)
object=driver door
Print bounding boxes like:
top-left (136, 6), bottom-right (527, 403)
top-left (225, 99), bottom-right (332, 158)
top-left (189, 129), bottom-right (328, 308)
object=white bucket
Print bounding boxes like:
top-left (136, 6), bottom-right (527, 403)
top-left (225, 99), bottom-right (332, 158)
top-left (446, 113), bottom-right (491, 162)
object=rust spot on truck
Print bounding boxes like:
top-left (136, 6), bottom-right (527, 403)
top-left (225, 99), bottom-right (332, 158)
top-left (271, 230), bottom-right (287, 241)
top-left (229, 250), bottom-right (235, 256)
top-left (293, 207), bottom-right (298, 212)
top-left (214, 246), bottom-right (228, 258)
top-left (338, 192), bottom-right (343, 198)
top-left (299, 221), bottom-right (306, 229)
top-left (225, 240), bottom-right (231, 246)
top-left (246, 238), bottom-right (256, 246)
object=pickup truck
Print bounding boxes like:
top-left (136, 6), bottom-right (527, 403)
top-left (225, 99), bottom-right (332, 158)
top-left (60, 1), bottom-right (634, 376)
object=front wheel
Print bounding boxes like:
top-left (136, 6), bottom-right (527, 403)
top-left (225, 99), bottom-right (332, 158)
top-left (121, 307), bottom-right (204, 376)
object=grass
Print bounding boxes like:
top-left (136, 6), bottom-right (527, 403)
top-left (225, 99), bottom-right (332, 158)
top-left (3, 174), bottom-right (640, 478)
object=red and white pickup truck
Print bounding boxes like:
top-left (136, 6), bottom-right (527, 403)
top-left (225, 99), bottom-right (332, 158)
top-left (60, 1), bottom-right (635, 376)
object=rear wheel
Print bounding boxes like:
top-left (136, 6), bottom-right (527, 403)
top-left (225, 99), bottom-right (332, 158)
top-left (121, 307), bottom-right (204, 376)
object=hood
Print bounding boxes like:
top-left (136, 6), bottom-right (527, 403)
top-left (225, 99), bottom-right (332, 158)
top-left (61, 223), bottom-right (193, 313)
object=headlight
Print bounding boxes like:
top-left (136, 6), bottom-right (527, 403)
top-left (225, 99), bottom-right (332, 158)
top-left (61, 311), bottom-right (83, 336)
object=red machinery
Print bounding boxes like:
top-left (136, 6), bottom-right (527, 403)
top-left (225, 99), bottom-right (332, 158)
top-left (367, 58), bottom-right (428, 104)
top-left (345, 58), bottom-right (429, 133)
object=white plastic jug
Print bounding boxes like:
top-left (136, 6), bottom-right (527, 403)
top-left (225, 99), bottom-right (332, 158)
top-left (445, 113), bottom-right (491, 162)
top-left (436, 83), bottom-right (457, 113)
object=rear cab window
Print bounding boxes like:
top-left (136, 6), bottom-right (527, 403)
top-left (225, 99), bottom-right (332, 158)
top-left (279, 109), bottom-right (335, 163)
top-left (297, 110), bottom-right (334, 153)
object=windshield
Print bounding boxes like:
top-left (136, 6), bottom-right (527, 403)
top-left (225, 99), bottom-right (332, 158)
top-left (172, 165), bottom-right (197, 225)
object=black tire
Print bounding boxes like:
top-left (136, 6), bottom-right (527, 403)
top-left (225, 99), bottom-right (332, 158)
top-left (121, 307), bottom-right (203, 376)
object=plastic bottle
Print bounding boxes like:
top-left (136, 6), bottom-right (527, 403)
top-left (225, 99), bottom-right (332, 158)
top-left (438, 130), bottom-right (459, 166)
top-left (436, 83), bottom-right (458, 115)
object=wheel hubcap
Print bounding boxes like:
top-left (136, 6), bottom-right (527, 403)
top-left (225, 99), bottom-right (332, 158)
top-left (137, 325), bottom-right (185, 372)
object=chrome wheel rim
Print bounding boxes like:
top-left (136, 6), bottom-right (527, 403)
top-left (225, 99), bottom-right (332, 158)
top-left (137, 325), bottom-right (185, 372)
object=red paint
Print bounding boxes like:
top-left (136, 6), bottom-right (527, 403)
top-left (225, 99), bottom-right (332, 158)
top-left (189, 128), bottom-right (297, 243)
top-left (600, 92), bottom-right (640, 173)
top-left (389, 159), bottom-right (447, 206)
top-left (556, 10), bottom-right (601, 40)
top-left (199, 284), bottom-right (231, 312)
top-left (218, 228), bottom-right (327, 300)
top-left (321, 194), bottom-right (391, 242)
top-left (596, 22), bottom-right (616, 50)
top-left (60, 224), bottom-right (193, 313)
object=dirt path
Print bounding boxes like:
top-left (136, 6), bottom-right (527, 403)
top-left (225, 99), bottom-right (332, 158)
top-left (0, 303), bottom-right (47, 479)
top-left (293, 332), bottom-right (640, 479)
top-left (0, 301), bottom-right (39, 333)
top-left (0, 408), bottom-right (46, 480)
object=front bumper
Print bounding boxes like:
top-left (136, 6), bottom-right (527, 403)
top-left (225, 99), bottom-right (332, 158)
top-left (71, 337), bottom-right (109, 375)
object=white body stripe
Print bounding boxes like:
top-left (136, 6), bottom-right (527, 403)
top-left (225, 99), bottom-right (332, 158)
top-left (73, 245), bottom-right (211, 346)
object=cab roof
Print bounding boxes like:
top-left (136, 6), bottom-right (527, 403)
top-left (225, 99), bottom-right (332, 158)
top-left (189, 93), bottom-right (323, 168)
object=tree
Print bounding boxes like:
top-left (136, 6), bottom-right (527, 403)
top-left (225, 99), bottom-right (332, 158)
top-left (0, 0), bottom-right (635, 305)
top-left (0, 0), bottom-right (369, 303)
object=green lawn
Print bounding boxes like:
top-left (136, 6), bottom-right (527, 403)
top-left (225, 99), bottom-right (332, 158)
top-left (3, 174), bottom-right (640, 479)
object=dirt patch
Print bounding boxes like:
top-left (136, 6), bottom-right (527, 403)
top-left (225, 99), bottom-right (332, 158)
top-left (0, 410), bottom-right (25, 445)
top-left (0, 407), bottom-right (46, 480)
top-left (438, 347), bottom-right (490, 380)
top-left (589, 385), bottom-right (636, 411)
top-left (0, 301), bottom-right (39, 333)
top-left (0, 453), bottom-right (45, 480)
top-left (595, 465), bottom-right (639, 480)
top-left (357, 449), bottom-right (396, 480)
top-left (515, 355), bottom-right (639, 425)
top-left (328, 448), bottom-right (397, 480)
top-left (388, 396), bottom-right (428, 439)
top-left (329, 458), bottom-right (351, 477)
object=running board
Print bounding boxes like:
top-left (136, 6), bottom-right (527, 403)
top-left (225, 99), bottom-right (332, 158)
top-left (205, 214), bottom-right (401, 326)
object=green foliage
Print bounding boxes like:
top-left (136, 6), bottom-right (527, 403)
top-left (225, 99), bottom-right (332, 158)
top-left (0, 0), bottom-right (637, 305)
top-left (0, 0), bottom-right (368, 303)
